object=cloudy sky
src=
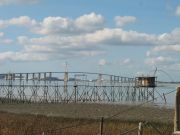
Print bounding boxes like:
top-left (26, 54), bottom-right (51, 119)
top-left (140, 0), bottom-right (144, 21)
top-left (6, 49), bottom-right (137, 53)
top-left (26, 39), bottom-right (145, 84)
top-left (0, 0), bottom-right (180, 81)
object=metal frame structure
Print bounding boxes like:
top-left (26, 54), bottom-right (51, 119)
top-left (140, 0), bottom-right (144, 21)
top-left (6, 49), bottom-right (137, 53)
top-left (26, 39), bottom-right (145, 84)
top-left (0, 72), bottom-right (156, 103)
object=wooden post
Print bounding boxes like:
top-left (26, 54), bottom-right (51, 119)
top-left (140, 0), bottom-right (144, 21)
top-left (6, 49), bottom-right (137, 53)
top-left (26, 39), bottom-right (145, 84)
top-left (99, 117), bottom-right (104, 135)
top-left (64, 72), bottom-right (68, 102)
top-left (163, 93), bottom-right (167, 104)
top-left (74, 85), bottom-right (77, 103)
top-left (174, 87), bottom-right (180, 135)
top-left (138, 122), bottom-right (143, 135)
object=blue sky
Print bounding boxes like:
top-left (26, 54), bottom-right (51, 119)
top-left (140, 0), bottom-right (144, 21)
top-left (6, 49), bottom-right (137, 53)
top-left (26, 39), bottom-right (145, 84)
top-left (0, 0), bottom-right (180, 81)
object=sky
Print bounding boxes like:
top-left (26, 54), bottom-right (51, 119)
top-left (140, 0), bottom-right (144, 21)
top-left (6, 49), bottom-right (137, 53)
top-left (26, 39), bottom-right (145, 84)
top-left (0, 0), bottom-right (180, 81)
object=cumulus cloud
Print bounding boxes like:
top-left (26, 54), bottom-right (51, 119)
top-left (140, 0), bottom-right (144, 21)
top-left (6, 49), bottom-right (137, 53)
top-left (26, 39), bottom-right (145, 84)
top-left (9, 16), bottom-right (37, 27)
top-left (114, 16), bottom-right (136, 27)
top-left (33, 17), bottom-right (74, 35)
top-left (0, 16), bottom-right (37, 29)
top-left (33, 12), bottom-right (105, 35)
top-left (84, 28), bottom-right (157, 46)
top-left (0, 0), bottom-right (40, 5)
top-left (0, 32), bottom-right (107, 62)
top-left (15, 27), bottom-right (158, 52)
top-left (2, 14), bottom-right (180, 47)
top-left (12, 27), bottom-right (180, 62)
top-left (176, 6), bottom-right (180, 16)
top-left (1, 13), bottom-right (180, 64)
top-left (75, 12), bottom-right (105, 32)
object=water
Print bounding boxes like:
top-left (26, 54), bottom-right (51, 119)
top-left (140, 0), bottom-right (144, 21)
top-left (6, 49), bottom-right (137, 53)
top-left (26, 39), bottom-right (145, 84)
top-left (154, 82), bottom-right (179, 108)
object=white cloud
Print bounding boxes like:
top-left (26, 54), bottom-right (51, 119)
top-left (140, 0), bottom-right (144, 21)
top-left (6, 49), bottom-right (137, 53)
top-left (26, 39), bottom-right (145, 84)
top-left (0, 16), bottom-right (37, 29)
top-left (122, 58), bottom-right (131, 64)
top-left (33, 12), bottom-right (105, 35)
top-left (146, 29), bottom-right (180, 66)
top-left (0, 32), bottom-right (13, 44)
top-left (176, 6), bottom-right (180, 16)
top-left (115, 58), bottom-right (133, 67)
top-left (24, 45), bottom-right (54, 53)
top-left (0, 38), bottom-right (13, 44)
top-left (98, 59), bottom-right (107, 66)
top-left (114, 16), bottom-right (136, 27)
top-left (0, 32), bottom-right (4, 37)
top-left (146, 51), bottom-right (151, 57)
top-left (153, 44), bottom-right (180, 52)
top-left (146, 45), bottom-right (180, 64)
top-left (12, 26), bottom-right (180, 63)
top-left (85, 28), bottom-right (157, 46)
top-left (16, 28), bottom-right (156, 50)
top-left (34, 17), bottom-right (73, 35)
top-left (9, 16), bottom-right (37, 27)
top-left (0, 51), bottom-right (48, 62)
top-left (2, 15), bottom-right (180, 47)
top-left (0, 0), bottom-right (39, 5)
top-left (18, 50), bottom-right (104, 62)
top-left (17, 36), bottom-right (29, 45)
top-left (1, 14), bottom-right (180, 46)
top-left (0, 20), bottom-right (7, 28)
top-left (1, 13), bottom-right (180, 64)
top-left (157, 28), bottom-right (180, 45)
top-left (75, 12), bottom-right (105, 32)
top-left (145, 56), bottom-right (176, 66)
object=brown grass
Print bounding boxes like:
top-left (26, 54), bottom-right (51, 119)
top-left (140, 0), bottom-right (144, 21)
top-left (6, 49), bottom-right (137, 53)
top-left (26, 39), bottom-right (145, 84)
top-left (0, 103), bottom-right (174, 135)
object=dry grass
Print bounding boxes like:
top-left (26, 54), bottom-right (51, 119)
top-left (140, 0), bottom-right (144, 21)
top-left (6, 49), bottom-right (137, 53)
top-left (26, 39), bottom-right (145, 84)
top-left (0, 112), bottom-right (173, 135)
top-left (0, 103), bottom-right (174, 135)
top-left (0, 103), bottom-right (174, 122)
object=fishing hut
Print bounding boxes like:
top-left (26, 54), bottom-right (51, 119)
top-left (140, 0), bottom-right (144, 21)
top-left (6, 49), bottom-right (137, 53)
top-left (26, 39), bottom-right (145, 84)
top-left (135, 76), bottom-right (157, 101)
top-left (135, 76), bottom-right (157, 87)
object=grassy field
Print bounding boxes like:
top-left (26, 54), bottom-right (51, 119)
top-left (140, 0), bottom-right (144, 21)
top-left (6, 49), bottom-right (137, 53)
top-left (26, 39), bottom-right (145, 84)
top-left (0, 103), bottom-right (174, 135)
